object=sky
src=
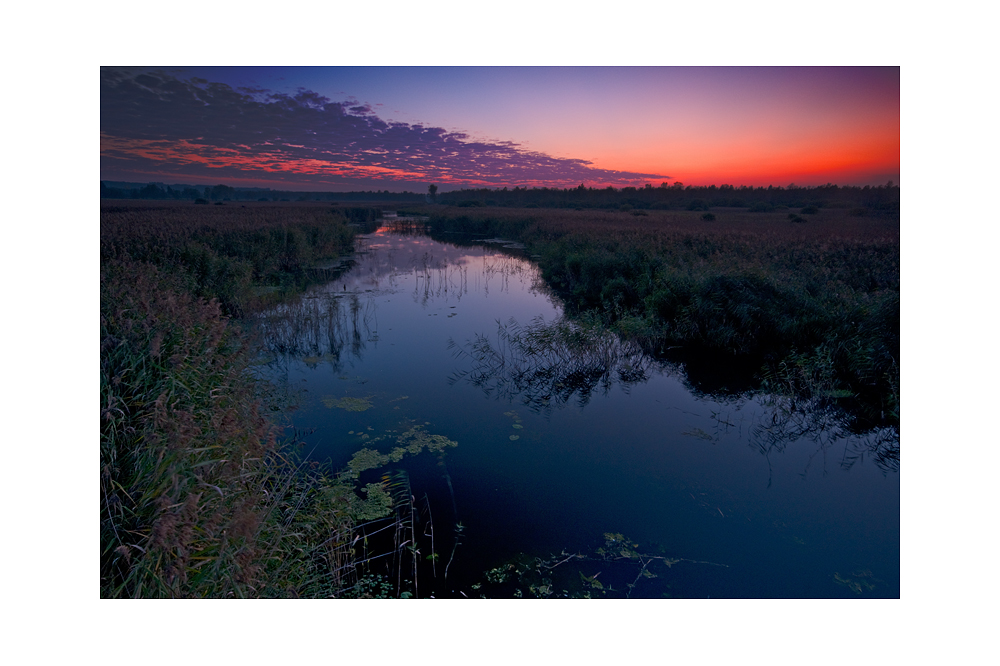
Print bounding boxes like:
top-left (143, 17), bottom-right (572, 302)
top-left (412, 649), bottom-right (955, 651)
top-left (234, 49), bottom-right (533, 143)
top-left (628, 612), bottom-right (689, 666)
top-left (101, 67), bottom-right (898, 192)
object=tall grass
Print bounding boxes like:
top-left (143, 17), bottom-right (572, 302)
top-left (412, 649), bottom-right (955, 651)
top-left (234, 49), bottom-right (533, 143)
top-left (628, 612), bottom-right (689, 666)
top-left (420, 205), bottom-right (899, 427)
top-left (101, 201), bottom-right (403, 598)
top-left (101, 201), bottom-right (378, 316)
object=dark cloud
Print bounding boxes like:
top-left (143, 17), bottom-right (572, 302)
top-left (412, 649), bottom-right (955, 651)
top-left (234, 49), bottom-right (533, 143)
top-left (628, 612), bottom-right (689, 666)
top-left (100, 68), bottom-right (667, 189)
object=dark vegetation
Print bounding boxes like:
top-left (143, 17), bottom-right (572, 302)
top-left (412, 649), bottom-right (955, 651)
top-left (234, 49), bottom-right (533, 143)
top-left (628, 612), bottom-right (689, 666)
top-left (101, 201), bottom-right (410, 598)
top-left (417, 201), bottom-right (899, 429)
top-left (101, 181), bottom-right (426, 203)
top-left (435, 181), bottom-right (900, 220)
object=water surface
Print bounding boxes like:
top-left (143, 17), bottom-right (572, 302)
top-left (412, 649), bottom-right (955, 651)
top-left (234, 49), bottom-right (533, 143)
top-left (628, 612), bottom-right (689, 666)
top-left (257, 226), bottom-right (899, 598)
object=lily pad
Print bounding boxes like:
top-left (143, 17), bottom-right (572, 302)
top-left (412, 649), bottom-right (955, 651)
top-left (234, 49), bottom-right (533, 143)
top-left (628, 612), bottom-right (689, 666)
top-left (322, 396), bottom-right (374, 412)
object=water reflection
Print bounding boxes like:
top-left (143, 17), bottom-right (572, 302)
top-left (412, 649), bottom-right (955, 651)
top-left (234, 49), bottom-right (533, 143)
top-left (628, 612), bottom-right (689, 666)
top-left (259, 228), bottom-right (900, 476)
top-left (447, 314), bottom-right (900, 474)
top-left (255, 230), bottom-right (558, 371)
top-left (257, 291), bottom-right (376, 370)
top-left (254, 227), bottom-right (899, 597)
top-left (738, 395), bottom-right (899, 476)
top-left (448, 316), bottom-right (659, 412)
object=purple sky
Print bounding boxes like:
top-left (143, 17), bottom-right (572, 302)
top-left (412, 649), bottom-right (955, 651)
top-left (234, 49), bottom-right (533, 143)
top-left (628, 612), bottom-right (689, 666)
top-left (101, 66), bottom-right (899, 191)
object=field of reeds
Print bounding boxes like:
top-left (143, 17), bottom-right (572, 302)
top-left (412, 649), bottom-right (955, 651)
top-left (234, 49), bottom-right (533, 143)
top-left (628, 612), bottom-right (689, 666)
top-left (414, 204), bottom-right (899, 428)
top-left (100, 201), bottom-right (409, 598)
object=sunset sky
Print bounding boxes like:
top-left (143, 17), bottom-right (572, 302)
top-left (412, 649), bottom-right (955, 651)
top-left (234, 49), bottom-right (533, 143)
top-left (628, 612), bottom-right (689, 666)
top-left (101, 66), bottom-right (899, 192)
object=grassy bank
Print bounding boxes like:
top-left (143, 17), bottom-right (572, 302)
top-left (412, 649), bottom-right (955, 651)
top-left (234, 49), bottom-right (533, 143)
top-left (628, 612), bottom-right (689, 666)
top-left (101, 201), bottom-right (403, 598)
top-left (417, 205), bottom-right (899, 428)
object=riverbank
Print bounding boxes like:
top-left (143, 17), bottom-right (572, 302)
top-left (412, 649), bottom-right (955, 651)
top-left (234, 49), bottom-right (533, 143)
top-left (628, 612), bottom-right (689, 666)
top-left (100, 201), bottom-right (392, 597)
top-left (412, 205), bottom-right (899, 429)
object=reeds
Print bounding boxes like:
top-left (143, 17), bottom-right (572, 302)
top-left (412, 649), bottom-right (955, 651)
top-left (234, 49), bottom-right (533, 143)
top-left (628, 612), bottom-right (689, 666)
top-left (422, 206), bottom-right (899, 427)
top-left (101, 201), bottom-right (373, 316)
top-left (101, 202), bottom-right (404, 597)
top-left (449, 315), bottom-right (657, 412)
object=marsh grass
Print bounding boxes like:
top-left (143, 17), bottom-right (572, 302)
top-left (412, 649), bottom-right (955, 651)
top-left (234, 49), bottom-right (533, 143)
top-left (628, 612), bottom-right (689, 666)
top-left (421, 206), bottom-right (899, 427)
top-left (101, 201), bottom-right (378, 316)
top-left (100, 202), bottom-right (431, 598)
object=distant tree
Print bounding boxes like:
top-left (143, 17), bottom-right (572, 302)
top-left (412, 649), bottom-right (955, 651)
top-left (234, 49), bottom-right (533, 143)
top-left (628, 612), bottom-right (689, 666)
top-left (428, 184), bottom-right (438, 202)
top-left (209, 184), bottom-right (235, 201)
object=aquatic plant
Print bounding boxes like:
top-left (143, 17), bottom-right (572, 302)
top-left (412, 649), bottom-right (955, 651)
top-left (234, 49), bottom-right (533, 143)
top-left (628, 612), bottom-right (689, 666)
top-left (424, 205), bottom-right (898, 428)
top-left (322, 396), bottom-right (374, 412)
top-left (100, 202), bottom-right (438, 598)
top-left (345, 426), bottom-right (458, 479)
top-left (450, 315), bottom-right (658, 412)
top-left (467, 532), bottom-right (728, 599)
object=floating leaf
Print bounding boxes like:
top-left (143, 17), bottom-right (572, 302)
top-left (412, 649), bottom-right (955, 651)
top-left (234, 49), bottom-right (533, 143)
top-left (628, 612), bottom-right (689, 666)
top-left (509, 435), bottom-right (520, 441)
top-left (322, 396), bottom-right (373, 411)
top-left (833, 570), bottom-right (877, 594)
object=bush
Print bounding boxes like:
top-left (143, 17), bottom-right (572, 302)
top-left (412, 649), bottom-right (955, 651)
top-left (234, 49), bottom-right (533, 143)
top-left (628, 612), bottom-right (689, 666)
top-left (748, 202), bottom-right (772, 212)
top-left (701, 213), bottom-right (716, 221)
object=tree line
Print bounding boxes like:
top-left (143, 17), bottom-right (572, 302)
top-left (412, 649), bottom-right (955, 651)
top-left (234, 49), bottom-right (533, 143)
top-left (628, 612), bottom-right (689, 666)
top-left (436, 181), bottom-right (900, 216)
top-left (100, 181), bottom-right (426, 202)
top-left (100, 180), bottom-right (900, 217)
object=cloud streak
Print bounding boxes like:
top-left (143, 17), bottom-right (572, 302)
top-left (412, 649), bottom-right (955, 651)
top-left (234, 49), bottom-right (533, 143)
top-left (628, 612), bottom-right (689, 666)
top-left (100, 69), bottom-right (667, 190)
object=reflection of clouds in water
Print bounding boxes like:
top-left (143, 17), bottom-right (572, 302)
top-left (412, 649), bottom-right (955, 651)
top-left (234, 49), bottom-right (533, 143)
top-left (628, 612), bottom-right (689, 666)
top-left (320, 232), bottom-right (555, 307)
top-left (256, 231), bottom-right (560, 373)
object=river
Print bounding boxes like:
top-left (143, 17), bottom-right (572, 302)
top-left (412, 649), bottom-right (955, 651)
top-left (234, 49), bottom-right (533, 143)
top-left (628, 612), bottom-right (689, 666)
top-left (254, 222), bottom-right (899, 598)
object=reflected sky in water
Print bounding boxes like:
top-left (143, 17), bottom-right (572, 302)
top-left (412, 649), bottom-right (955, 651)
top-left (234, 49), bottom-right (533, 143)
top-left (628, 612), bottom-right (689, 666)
top-left (257, 229), bottom-right (899, 598)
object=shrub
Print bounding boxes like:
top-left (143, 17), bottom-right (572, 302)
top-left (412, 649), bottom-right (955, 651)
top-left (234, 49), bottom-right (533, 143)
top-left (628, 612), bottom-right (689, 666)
top-left (701, 213), bottom-right (716, 221)
top-left (748, 202), bottom-right (772, 212)
top-left (420, 205), bottom-right (898, 426)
